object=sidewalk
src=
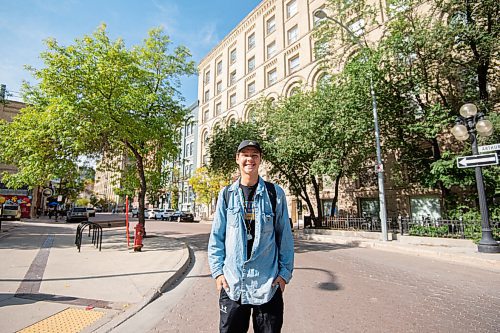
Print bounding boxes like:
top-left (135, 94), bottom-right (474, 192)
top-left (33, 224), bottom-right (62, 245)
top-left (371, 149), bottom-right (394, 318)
top-left (296, 228), bottom-right (500, 272)
top-left (0, 216), bottom-right (191, 333)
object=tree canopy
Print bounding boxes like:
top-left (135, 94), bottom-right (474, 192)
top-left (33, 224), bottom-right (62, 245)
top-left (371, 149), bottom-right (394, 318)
top-left (0, 25), bottom-right (196, 227)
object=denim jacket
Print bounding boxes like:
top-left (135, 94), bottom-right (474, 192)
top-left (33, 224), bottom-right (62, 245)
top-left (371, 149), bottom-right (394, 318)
top-left (208, 177), bottom-right (294, 305)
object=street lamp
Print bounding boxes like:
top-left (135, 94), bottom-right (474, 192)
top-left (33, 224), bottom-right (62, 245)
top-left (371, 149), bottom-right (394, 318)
top-left (451, 103), bottom-right (499, 253)
top-left (314, 9), bottom-right (389, 241)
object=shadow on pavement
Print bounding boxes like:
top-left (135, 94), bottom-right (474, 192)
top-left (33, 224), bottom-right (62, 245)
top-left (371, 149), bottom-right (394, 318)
top-left (294, 239), bottom-right (360, 254)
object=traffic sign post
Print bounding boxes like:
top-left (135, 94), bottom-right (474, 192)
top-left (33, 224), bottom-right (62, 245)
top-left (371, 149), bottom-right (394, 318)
top-left (456, 153), bottom-right (498, 168)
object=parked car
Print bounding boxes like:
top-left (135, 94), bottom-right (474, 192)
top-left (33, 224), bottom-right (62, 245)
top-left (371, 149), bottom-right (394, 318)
top-left (86, 207), bottom-right (96, 217)
top-left (66, 207), bottom-right (88, 223)
top-left (169, 211), bottom-right (195, 222)
top-left (147, 209), bottom-right (162, 219)
top-left (159, 209), bottom-right (175, 221)
top-left (131, 208), bottom-right (147, 218)
top-left (1, 204), bottom-right (21, 220)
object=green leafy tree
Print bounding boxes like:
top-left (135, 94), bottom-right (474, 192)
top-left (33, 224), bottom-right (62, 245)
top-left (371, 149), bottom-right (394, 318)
top-left (317, 0), bottom-right (499, 215)
top-left (0, 25), bottom-right (195, 232)
top-left (208, 121), bottom-right (263, 178)
top-left (189, 167), bottom-right (227, 216)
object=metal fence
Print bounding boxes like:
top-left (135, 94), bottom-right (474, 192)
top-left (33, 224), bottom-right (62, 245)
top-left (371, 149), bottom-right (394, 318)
top-left (312, 216), bottom-right (500, 240)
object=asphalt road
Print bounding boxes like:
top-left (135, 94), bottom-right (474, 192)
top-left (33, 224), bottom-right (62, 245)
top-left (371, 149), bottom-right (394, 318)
top-left (114, 221), bottom-right (500, 333)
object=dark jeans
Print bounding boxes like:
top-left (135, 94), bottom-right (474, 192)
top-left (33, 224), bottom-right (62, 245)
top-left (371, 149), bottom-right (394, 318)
top-left (219, 288), bottom-right (283, 333)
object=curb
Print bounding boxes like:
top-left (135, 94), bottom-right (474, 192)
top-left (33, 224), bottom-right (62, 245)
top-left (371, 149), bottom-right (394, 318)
top-left (90, 242), bottom-right (193, 333)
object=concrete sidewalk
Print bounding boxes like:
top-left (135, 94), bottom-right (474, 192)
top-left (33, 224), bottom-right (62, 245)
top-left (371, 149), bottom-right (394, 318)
top-left (297, 228), bottom-right (500, 272)
top-left (0, 217), bottom-right (191, 333)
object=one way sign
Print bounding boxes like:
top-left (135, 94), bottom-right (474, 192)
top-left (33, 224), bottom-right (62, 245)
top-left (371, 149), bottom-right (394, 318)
top-left (457, 153), bottom-right (499, 168)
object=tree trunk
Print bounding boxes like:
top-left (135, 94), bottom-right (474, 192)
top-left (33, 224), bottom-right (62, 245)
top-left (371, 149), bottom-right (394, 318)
top-left (311, 175), bottom-right (323, 226)
top-left (125, 141), bottom-right (147, 234)
top-left (330, 171), bottom-right (343, 216)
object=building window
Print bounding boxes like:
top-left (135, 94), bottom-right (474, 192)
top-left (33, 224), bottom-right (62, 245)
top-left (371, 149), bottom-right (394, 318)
top-left (266, 15), bottom-right (276, 34)
top-left (204, 70), bottom-right (210, 85)
top-left (216, 60), bottom-right (223, 76)
top-left (229, 93), bottom-right (236, 107)
top-left (267, 68), bottom-right (277, 86)
top-left (247, 81), bottom-right (256, 97)
top-left (287, 25), bottom-right (298, 44)
top-left (410, 197), bottom-right (442, 220)
top-left (247, 32), bottom-right (255, 51)
top-left (203, 109), bottom-right (209, 122)
top-left (230, 70), bottom-right (237, 86)
top-left (359, 198), bottom-right (379, 218)
top-left (216, 81), bottom-right (223, 94)
top-left (189, 142), bottom-right (193, 156)
top-left (247, 56), bottom-right (255, 73)
top-left (289, 86), bottom-right (300, 96)
top-left (267, 41), bottom-right (276, 59)
top-left (215, 102), bottom-right (222, 115)
top-left (204, 90), bottom-right (210, 103)
top-left (288, 55), bottom-right (300, 73)
top-left (349, 18), bottom-right (365, 37)
top-left (230, 48), bottom-right (237, 64)
top-left (286, 0), bottom-right (297, 18)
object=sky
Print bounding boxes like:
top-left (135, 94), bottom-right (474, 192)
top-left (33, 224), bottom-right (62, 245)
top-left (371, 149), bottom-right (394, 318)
top-left (0, 0), bottom-right (262, 105)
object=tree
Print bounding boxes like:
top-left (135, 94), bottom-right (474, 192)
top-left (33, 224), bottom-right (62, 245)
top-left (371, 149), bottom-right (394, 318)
top-left (0, 25), bottom-right (195, 232)
top-left (208, 121), bottom-right (263, 178)
top-left (189, 167), bottom-right (227, 217)
top-left (252, 71), bottom-right (374, 222)
top-left (317, 0), bottom-right (499, 215)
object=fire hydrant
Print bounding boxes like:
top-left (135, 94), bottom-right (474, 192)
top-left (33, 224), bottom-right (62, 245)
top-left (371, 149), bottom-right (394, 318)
top-left (134, 223), bottom-right (145, 252)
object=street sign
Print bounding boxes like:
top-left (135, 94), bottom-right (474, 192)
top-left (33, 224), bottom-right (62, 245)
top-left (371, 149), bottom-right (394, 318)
top-left (457, 153), bottom-right (499, 168)
top-left (478, 143), bottom-right (500, 154)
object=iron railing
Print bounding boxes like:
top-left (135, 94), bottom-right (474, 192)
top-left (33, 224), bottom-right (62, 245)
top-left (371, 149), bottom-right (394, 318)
top-left (311, 216), bottom-right (500, 240)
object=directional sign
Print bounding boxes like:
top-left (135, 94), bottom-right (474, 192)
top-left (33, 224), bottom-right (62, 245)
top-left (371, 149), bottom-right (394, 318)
top-left (457, 153), bottom-right (499, 168)
top-left (478, 143), bottom-right (500, 154)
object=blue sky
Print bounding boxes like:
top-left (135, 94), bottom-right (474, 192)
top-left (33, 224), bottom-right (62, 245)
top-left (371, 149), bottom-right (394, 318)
top-left (0, 0), bottom-right (261, 105)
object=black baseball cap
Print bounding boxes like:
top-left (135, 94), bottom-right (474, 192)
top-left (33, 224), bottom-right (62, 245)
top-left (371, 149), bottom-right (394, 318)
top-left (237, 140), bottom-right (262, 153)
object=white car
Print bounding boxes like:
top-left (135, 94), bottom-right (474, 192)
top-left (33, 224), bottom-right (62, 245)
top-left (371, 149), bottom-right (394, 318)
top-left (159, 209), bottom-right (175, 221)
top-left (147, 209), bottom-right (162, 219)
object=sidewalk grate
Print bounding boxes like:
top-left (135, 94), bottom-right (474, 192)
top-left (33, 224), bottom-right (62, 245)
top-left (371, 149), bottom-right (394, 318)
top-left (17, 307), bottom-right (104, 333)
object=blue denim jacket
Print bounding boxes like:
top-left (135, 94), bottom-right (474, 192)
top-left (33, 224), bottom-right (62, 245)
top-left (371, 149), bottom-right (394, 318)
top-left (208, 177), bottom-right (294, 305)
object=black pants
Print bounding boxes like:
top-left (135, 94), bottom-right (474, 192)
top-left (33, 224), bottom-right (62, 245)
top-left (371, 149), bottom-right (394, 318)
top-left (219, 288), bottom-right (283, 333)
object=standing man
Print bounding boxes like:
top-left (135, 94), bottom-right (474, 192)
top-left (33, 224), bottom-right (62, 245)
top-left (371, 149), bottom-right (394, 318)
top-left (208, 140), bottom-right (294, 333)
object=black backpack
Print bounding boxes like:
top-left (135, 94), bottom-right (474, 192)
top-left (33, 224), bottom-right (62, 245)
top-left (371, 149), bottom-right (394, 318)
top-left (223, 181), bottom-right (277, 224)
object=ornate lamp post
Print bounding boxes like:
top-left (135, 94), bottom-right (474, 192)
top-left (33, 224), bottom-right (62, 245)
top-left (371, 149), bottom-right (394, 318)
top-left (314, 9), bottom-right (388, 241)
top-left (451, 103), bottom-right (499, 253)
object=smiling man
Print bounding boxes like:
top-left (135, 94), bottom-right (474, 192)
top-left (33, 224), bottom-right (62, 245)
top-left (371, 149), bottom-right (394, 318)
top-left (208, 140), bottom-right (294, 333)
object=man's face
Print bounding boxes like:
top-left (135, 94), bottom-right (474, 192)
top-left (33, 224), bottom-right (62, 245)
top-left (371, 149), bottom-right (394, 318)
top-left (236, 147), bottom-right (261, 177)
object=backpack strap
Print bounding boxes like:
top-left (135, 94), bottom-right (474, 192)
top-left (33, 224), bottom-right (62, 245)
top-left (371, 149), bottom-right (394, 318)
top-left (223, 185), bottom-right (229, 209)
top-left (264, 181), bottom-right (277, 224)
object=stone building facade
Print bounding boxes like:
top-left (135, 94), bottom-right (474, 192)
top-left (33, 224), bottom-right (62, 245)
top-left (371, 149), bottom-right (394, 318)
top-left (196, 0), bottom-right (443, 222)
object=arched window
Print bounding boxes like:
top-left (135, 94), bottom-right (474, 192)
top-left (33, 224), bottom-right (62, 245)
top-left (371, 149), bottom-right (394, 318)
top-left (288, 86), bottom-right (301, 97)
top-left (202, 130), bottom-right (209, 148)
top-left (245, 106), bottom-right (257, 123)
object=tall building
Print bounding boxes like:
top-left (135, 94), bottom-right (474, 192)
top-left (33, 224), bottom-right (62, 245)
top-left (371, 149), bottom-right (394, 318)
top-left (196, 0), bottom-right (327, 221)
top-left (178, 102), bottom-right (199, 213)
top-left (197, 0), bottom-right (327, 168)
top-left (196, 0), bottom-right (444, 222)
